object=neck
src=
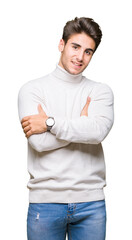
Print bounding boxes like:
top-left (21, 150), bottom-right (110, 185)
top-left (52, 64), bottom-right (83, 84)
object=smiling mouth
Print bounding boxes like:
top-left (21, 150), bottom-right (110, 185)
top-left (72, 61), bottom-right (83, 67)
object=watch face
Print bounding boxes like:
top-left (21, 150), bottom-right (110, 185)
top-left (47, 118), bottom-right (54, 127)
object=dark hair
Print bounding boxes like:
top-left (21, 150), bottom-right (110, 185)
top-left (62, 17), bottom-right (102, 51)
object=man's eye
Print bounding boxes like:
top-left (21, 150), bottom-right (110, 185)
top-left (85, 51), bottom-right (90, 55)
top-left (73, 46), bottom-right (78, 50)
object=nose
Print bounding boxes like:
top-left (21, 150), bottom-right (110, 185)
top-left (76, 50), bottom-right (84, 62)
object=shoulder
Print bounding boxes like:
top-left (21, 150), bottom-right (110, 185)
top-left (83, 77), bottom-right (114, 101)
top-left (18, 74), bottom-right (50, 96)
top-left (93, 81), bottom-right (114, 95)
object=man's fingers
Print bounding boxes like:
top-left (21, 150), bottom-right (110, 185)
top-left (21, 116), bottom-right (30, 124)
top-left (80, 96), bottom-right (91, 116)
top-left (87, 96), bottom-right (91, 105)
top-left (85, 97), bottom-right (91, 107)
top-left (21, 105), bottom-right (47, 125)
top-left (21, 121), bottom-right (29, 128)
top-left (23, 125), bottom-right (31, 134)
top-left (83, 97), bottom-right (91, 110)
top-left (38, 104), bottom-right (43, 112)
top-left (25, 130), bottom-right (32, 138)
top-left (38, 104), bottom-right (47, 116)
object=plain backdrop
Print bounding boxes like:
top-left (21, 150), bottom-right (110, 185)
top-left (0, 0), bottom-right (132, 239)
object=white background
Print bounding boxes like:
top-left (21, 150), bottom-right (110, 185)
top-left (0, 0), bottom-right (132, 239)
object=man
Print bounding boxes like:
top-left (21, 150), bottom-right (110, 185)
top-left (18, 17), bottom-right (114, 240)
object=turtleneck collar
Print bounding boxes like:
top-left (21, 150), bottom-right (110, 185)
top-left (52, 64), bottom-right (83, 83)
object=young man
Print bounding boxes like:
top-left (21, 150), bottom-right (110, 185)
top-left (18, 17), bottom-right (114, 240)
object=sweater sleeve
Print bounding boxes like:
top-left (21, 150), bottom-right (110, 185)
top-left (18, 82), bottom-right (70, 152)
top-left (50, 83), bottom-right (114, 144)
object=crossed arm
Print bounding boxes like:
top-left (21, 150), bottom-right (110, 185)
top-left (21, 97), bottom-right (91, 138)
top-left (18, 83), bottom-right (114, 152)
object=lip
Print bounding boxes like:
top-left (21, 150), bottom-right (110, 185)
top-left (71, 61), bottom-right (82, 68)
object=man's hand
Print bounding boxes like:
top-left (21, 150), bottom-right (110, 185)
top-left (80, 97), bottom-right (91, 116)
top-left (21, 104), bottom-right (48, 138)
top-left (21, 97), bottom-right (91, 138)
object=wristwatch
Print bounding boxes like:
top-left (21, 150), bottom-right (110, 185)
top-left (45, 117), bottom-right (55, 131)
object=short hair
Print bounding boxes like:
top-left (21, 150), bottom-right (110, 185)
top-left (62, 17), bottom-right (102, 51)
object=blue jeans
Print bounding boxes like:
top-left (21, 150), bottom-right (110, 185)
top-left (27, 200), bottom-right (106, 240)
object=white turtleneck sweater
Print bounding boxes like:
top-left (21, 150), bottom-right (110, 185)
top-left (18, 64), bottom-right (114, 203)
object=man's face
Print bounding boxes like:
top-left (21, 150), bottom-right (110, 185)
top-left (58, 32), bottom-right (96, 75)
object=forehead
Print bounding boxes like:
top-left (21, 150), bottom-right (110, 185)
top-left (67, 32), bottom-right (95, 49)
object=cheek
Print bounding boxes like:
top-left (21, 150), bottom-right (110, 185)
top-left (84, 56), bottom-right (92, 64)
top-left (65, 47), bottom-right (75, 57)
top-left (63, 51), bottom-right (73, 64)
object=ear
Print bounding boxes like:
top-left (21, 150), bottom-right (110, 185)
top-left (58, 39), bottom-right (65, 52)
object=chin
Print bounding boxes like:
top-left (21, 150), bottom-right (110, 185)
top-left (67, 67), bottom-right (83, 75)
top-left (71, 69), bottom-right (83, 75)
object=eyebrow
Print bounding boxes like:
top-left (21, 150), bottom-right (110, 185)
top-left (71, 42), bottom-right (94, 53)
